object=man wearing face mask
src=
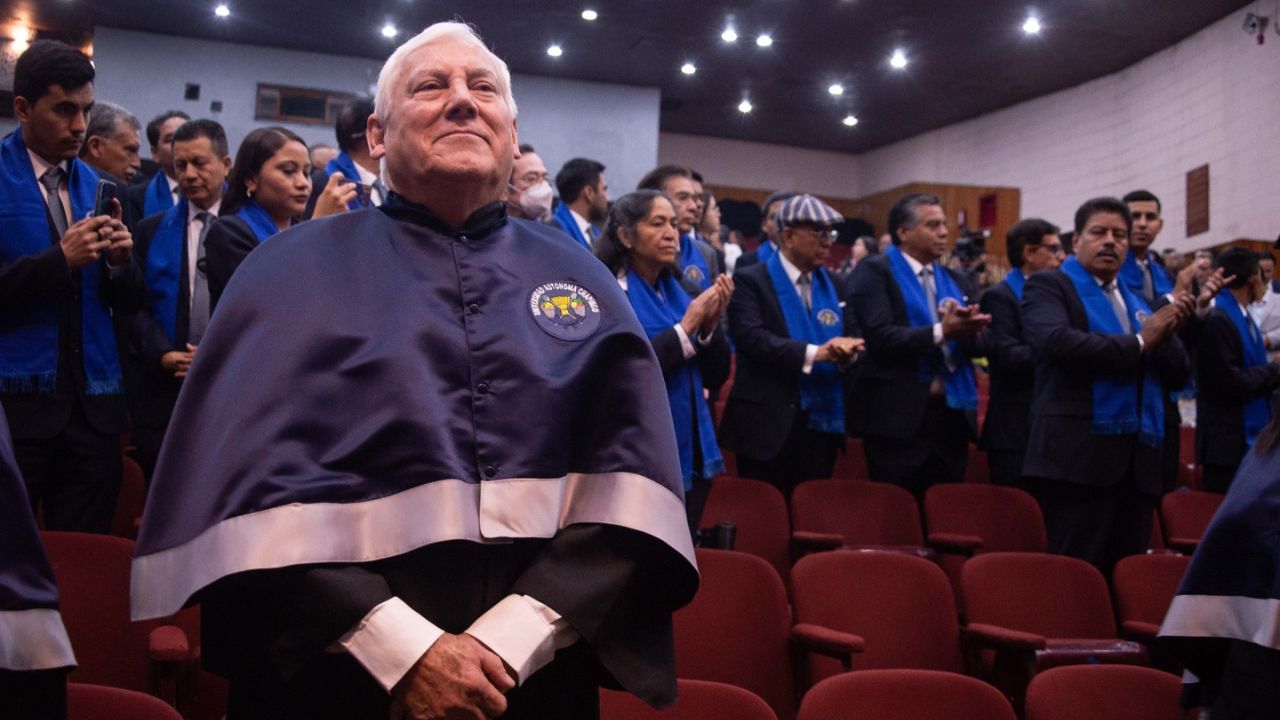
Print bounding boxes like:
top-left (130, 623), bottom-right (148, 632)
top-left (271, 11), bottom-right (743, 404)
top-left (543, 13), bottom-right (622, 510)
top-left (505, 143), bottom-right (553, 222)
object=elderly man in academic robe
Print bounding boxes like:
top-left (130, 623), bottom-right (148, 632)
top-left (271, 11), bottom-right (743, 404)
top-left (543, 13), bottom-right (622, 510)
top-left (131, 22), bottom-right (697, 720)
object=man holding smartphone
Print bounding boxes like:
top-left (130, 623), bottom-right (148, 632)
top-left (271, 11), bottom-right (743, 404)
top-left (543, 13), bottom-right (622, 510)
top-left (0, 40), bottom-right (145, 533)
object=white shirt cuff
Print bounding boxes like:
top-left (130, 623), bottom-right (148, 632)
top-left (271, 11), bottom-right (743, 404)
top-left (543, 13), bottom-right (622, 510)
top-left (1135, 333), bottom-right (1146, 352)
top-left (338, 597), bottom-right (444, 692)
top-left (465, 595), bottom-right (579, 686)
top-left (673, 324), bottom-right (697, 360)
top-left (1194, 302), bottom-right (1212, 319)
top-left (1266, 329), bottom-right (1280, 349)
top-left (803, 344), bottom-right (819, 374)
top-left (932, 322), bottom-right (944, 345)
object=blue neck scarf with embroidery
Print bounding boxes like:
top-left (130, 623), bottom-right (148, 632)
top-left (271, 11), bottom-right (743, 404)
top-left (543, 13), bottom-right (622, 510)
top-left (144, 197), bottom-right (191, 345)
top-left (0, 131), bottom-right (122, 395)
top-left (324, 151), bottom-right (372, 211)
top-left (1005, 268), bottom-right (1027, 300)
top-left (679, 232), bottom-right (713, 291)
top-left (552, 202), bottom-right (591, 251)
top-left (1061, 256), bottom-right (1164, 447)
top-left (884, 244), bottom-right (979, 411)
top-left (1215, 289), bottom-right (1271, 446)
top-left (765, 254), bottom-right (845, 433)
top-left (235, 199), bottom-right (280, 244)
top-left (625, 268), bottom-right (724, 488)
top-left (1119, 251), bottom-right (1172, 302)
top-left (758, 240), bottom-right (777, 264)
top-left (143, 170), bottom-right (175, 218)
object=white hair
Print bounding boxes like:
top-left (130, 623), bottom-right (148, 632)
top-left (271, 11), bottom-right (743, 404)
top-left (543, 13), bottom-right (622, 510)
top-left (373, 21), bottom-right (518, 123)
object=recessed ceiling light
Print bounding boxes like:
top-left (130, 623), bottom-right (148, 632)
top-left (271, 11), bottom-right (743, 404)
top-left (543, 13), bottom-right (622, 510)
top-left (1022, 16), bottom-right (1042, 34)
top-left (547, 44), bottom-right (563, 57)
top-left (681, 62), bottom-right (697, 75)
top-left (581, 9), bottom-right (598, 21)
top-left (828, 83), bottom-right (844, 96)
top-left (889, 49), bottom-right (908, 69)
top-left (738, 99), bottom-right (753, 114)
top-left (214, 4), bottom-right (230, 17)
top-left (843, 114), bottom-right (859, 127)
top-left (756, 34), bottom-right (773, 47)
top-left (381, 23), bottom-right (398, 38)
top-left (721, 27), bottom-right (738, 43)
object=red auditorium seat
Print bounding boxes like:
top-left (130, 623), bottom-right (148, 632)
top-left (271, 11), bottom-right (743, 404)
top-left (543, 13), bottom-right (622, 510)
top-left (41, 532), bottom-right (192, 703)
top-left (673, 549), bottom-right (861, 720)
top-left (923, 483), bottom-right (1046, 556)
top-left (964, 445), bottom-right (990, 483)
top-left (797, 669), bottom-right (1016, 720)
top-left (790, 552), bottom-right (964, 684)
top-left (601, 679), bottom-right (777, 720)
top-left (68, 683), bottom-right (183, 720)
top-left (1113, 554), bottom-right (1191, 642)
top-left (830, 438), bottom-right (871, 481)
top-left (700, 476), bottom-right (792, 580)
top-left (1160, 490), bottom-right (1224, 553)
top-left (1178, 426), bottom-right (1195, 465)
top-left (960, 552), bottom-right (1147, 709)
top-left (110, 454), bottom-right (146, 539)
top-left (1025, 665), bottom-right (1184, 720)
top-left (790, 479), bottom-right (929, 557)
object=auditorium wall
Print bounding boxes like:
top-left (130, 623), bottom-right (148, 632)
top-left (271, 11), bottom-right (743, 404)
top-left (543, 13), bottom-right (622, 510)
top-left (657, 132), bottom-right (862, 200)
top-left (88, 27), bottom-right (661, 192)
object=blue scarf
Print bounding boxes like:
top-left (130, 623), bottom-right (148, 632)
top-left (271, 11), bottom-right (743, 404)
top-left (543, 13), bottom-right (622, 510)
top-left (552, 202), bottom-right (591, 251)
top-left (1215, 289), bottom-right (1271, 446)
top-left (235, 199), bottom-right (280, 244)
top-left (324, 151), bottom-right (372, 211)
top-left (144, 197), bottom-right (190, 345)
top-left (625, 269), bottom-right (724, 488)
top-left (757, 240), bottom-right (777, 264)
top-left (0, 131), bottom-right (121, 395)
top-left (765, 254), bottom-right (845, 433)
top-left (884, 244), bottom-right (979, 411)
top-left (1005, 268), bottom-right (1027, 300)
top-left (1118, 251), bottom-right (1172, 302)
top-left (1060, 257), bottom-right (1164, 447)
top-left (679, 232), bottom-right (713, 291)
top-left (142, 170), bottom-right (175, 218)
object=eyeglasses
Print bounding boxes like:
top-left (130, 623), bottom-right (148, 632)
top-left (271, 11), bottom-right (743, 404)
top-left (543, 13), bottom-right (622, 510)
top-left (793, 225), bottom-right (839, 242)
top-left (1033, 243), bottom-right (1065, 256)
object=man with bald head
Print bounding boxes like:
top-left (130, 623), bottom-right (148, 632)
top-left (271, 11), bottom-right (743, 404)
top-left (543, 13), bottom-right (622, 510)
top-left (132, 22), bottom-right (696, 720)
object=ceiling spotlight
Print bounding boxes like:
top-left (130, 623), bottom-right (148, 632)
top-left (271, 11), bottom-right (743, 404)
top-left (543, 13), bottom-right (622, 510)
top-left (756, 34), bottom-right (773, 47)
top-left (1022, 16), bottom-right (1042, 34)
top-left (738, 99), bottom-right (753, 114)
top-left (721, 27), bottom-right (738, 43)
top-left (889, 49), bottom-right (908, 69)
top-left (681, 62), bottom-right (697, 75)
top-left (828, 83), bottom-right (844, 96)
top-left (381, 23), bottom-right (398, 38)
top-left (581, 9), bottom-right (598, 21)
top-left (547, 44), bottom-right (563, 57)
top-left (214, 3), bottom-right (230, 17)
top-left (843, 114), bottom-right (859, 127)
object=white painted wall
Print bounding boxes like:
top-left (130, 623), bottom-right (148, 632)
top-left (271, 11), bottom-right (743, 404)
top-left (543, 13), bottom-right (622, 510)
top-left (658, 132), bottom-right (861, 198)
top-left (88, 27), bottom-right (660, 193)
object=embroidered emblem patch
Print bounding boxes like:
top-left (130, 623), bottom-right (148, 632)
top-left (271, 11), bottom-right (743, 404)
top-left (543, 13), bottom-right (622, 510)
top-left (683, 264), bottom-right (706, 285)
top-left (529, 282), bottom-right (602, 340)
top-left (817, 308), bottom-right (840, 327)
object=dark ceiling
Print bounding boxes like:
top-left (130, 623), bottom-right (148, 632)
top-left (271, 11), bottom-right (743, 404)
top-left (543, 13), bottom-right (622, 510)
top-left (5, 0), bottom-right (1253, 153)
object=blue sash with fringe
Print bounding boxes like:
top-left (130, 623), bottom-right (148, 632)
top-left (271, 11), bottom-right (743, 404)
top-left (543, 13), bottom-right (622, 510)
top-left (884, 244), bottom-right (979, 411)
top-left (679, 233), bottom-right (712, 291)
top-left (144, 198), bottom-right (190, 345)
top-left (625, 268), bottom-right (724, 488)
top-left (552, 202), bottom-right (591, 251)
top-left (142, 171), bottom-right (175, 218)
top-left (765, 254), bottom-right (845, 433)
top-left (235, 200), bottom-right (279, 244)
top-left (1118, 251), bottom-right (1172, 302)
top-left (1215, 289), bottom-right (1271, 446)
top-left (324, 151), bottom-right (371, 211)
top-left (0, 131), bottom-right (121, 395)
top-left (1005, 268), bottom-right (1026, 300)
top-left (1060, 257), bottom-right (1163, 447)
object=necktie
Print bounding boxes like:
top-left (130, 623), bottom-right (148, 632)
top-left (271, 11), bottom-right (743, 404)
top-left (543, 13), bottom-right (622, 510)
top-left (188, 212), bottom-right (214, 345)
top-left (1141, 261), bottom-right (1155, 304)
top-left (370, 177), bottom-right (388, 207)
top-left (40, 167), bottom-right (68, 238)
top-left (920, 266), bottom-right (939, 321)
top-left (797, 272), bottom-right (812, 311)
top-left (1104, 281), bottom-right (1132, 333)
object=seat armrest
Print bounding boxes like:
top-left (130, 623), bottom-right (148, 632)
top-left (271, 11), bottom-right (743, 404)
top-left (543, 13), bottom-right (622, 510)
top-left (1120, 620), bottom-right (1161, 641)
top-left (963, 622), bottom-right (1046, 651)
top-left (792, 623), bottom-right (865, 671)
top-left (927, 532), bottom-right (983, 556)
top-left (148, 625), bottom-right (190, 662)
top-left (792, 530), bottom-right (844, 552)
top-left (1167, 537), bottom-right (1199, 554)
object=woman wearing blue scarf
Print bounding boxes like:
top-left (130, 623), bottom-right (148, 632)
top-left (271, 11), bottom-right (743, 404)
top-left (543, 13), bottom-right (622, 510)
top-left (597, 191), bottom-right (733, 532)
top-left (206, 127), bottom-right (341, 310)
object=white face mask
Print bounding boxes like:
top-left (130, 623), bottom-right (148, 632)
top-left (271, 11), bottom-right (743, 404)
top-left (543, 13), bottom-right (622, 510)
top-left (516, 180), bottom-right (554, 219)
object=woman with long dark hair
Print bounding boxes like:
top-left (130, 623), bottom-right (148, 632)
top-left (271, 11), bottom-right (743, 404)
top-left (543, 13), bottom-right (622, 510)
top-left (597, 190), bottom-right (733, 531)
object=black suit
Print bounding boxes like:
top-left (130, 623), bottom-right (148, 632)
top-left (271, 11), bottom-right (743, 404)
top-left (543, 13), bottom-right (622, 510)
top-left (847, 253), bottom-right (976, 497)
top-left (718, 262), bottom-right (842, 495)
top-left (205, 215), bottom-right (263, 311)
top-left (734, 242), bottom-right (774, 272)
top-left (0, 173), bottom-right (147, 531)
top-left (978, 279), bottom-right (1035, 487)
top-left (1195, 304), bottom-right (1280, 492)
top-left (1021, 269), bottom-right (1191, 571)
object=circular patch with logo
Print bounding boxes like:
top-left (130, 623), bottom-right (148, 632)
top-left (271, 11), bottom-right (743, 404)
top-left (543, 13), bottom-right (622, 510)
top-left (683, 264), bottom-right (706, 285)
top-left (528, 282), bottom-right (602, 340)
top-left (817, 308), bottom-right (840, 327)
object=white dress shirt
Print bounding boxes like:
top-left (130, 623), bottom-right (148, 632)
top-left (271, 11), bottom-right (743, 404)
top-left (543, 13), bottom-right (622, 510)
top-left (776, 252), bottom-right (822, 374)
top-left (569, 207), bottom-right (593, 247)
top-left (164, 173), bottom-right (180, 206)
top-left (616, 273), bottom-right (710, 359)
top-left (1095, 275), bottom-right (1146, 351)
top-left (897, 250), bottom-right (945, 345)
top-left (30, 149), bottom-right (125, 276)
top-left (352, 162), bottom-right (385, 207)
top-left (1251, 288), bottom-right (1280, 355)
top-left (186, 199), bottom-right (221, 304)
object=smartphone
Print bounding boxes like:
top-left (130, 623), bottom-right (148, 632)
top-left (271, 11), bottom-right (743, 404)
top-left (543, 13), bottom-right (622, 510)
top-left (92, 178), bottom-right (117, 217)
top-left (341, 177), bottom-right (372, 205)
